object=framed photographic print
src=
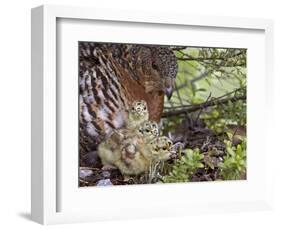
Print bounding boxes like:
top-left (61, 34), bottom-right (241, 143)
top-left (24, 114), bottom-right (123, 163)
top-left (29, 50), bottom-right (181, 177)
top-left (31, 5), bottom-right (274, 225)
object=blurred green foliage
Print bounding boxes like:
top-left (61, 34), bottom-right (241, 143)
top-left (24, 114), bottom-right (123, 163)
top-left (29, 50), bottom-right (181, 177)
top-left (218, 135), bottom-right (247, 180)
top-left (201, 96), bottom-right (246, 133)
top-left (163, 148), bottom-right (204, 183)
top-left (165, 48), bottom-right (246, 106)
top-left (162, 47), bottom-right (246, 134)
top-left (159, 47), bottom-right (247, 182)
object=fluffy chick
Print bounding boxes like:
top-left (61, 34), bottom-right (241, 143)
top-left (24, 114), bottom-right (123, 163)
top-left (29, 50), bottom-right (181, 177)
top-left (125, 100), bottom-right (149, 129)
top-left (115, 141), bottom-right (150, 175)
top-left (138, 120), bottom-right (159, 142)
top-left (148, 136), bottom-right (173, 161)
top-left (114, 122), bottom-right (158, 174)
top-left (97, 131), bottom-right (148, 175)
top-left (97, 120), bottom-right (158, 169)
top-left (116, 136), bottom-right (173, 175)
top-left (98, 100), bottom-right (171, 176)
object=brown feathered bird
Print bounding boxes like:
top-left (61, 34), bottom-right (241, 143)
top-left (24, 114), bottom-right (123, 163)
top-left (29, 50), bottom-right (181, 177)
top-left (79, 42), bottom-right (178, 157)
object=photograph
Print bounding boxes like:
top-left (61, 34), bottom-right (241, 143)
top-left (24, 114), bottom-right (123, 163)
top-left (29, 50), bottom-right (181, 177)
top-left (79, 42), bottom-right (247, 187)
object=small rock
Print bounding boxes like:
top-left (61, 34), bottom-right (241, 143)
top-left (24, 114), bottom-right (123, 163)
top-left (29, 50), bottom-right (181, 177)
top-left (80, 169), bottom-right (93, 178)
top-left (101, 170), bottom-right (111, 178)
top-left (96, 179), bottom-right (113, 186)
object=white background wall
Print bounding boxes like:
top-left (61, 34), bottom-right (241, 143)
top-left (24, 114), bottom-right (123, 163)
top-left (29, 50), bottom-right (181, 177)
top-left (0, 0), bottom-right (280, 229)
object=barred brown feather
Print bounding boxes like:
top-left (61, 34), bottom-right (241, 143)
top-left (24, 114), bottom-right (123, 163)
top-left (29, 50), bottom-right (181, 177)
top-left (79, 42), bottom-right (178, 157)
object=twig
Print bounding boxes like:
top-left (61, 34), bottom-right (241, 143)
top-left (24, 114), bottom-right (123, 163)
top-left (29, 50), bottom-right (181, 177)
top-left (164, 87), bottom-right (245, 110)
top-left (162, 95), bottom-right (246, 118)
top-left (80, 166), bottom-right (100, 171)
top-left (175, 82), bottom-right (184, 106)
top-left (79, 178), bottom-right (89, 184)
top-left (195, 93), bottom-right (212, 122)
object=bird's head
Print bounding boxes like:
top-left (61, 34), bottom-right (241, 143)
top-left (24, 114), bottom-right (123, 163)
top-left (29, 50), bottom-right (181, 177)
top-left (138, 121), bottom-right (159, 140)
top-left (129, 100), bottom-right (149, 122)
top-left (146, 47), bottom-right (178, 100)
top-left (149, 136), bottom-right (173, 161)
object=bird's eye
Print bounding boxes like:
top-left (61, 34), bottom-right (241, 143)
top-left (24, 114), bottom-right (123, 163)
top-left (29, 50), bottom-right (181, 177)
top-left (152, 61), bottom-right (158, 70)
top-left (162, 147), bottom-right (167, 151)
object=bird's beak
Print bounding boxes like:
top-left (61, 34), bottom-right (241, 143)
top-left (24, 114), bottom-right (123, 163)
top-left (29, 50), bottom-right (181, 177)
top-left (165, 86), bottom-right (174, 100)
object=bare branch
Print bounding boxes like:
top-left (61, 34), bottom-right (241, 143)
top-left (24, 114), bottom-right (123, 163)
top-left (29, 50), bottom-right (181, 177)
top-left (162, 95), bottom-right (246, 118)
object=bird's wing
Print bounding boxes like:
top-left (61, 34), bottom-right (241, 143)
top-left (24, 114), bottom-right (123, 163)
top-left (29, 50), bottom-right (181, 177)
top-left (79, 43), bottom-right (129, 153)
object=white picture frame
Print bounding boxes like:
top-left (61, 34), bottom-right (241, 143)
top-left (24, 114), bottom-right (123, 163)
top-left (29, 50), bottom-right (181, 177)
top-left (31, 4), bottom-right (274, 225)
